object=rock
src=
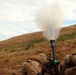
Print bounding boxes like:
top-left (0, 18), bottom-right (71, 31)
top-left (65, 66), bottom-right (76, 75)
top-left (21, 53), bottom-right (54, 75)
top-left (60, 53), bottom-right (76, 75)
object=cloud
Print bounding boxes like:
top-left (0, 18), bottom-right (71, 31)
top-left (0, 2), bottom-right (28, 23)
top-left (0, 0), bottom-right (76, 41)
top-left (0, 24), bottom-right (34, 40)
top-left (61, 0), bottom-right (76, 20)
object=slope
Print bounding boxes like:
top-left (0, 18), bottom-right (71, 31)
top-left (0, 25), bottom-right (76, 75)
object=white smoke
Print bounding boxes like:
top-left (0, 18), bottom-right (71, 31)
top-left (37, 1), bottom-right (64, 41)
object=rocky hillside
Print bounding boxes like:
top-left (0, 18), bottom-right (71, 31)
top-left (0, 25), bottom-right (76, 75)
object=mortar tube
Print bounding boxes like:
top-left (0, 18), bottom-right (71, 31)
top-left (50, 40), bottom-right (56, 61)
top-left (50, 40), bottom-right (60, 75)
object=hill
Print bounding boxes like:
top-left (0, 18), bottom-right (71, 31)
top-left (0, 25), bottom-right (76, 75)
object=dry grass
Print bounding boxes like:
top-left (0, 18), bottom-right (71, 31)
top-left (0, 25), bottom-right (76, 74)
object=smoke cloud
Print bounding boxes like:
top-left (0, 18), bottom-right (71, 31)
top-left (37, 1), bottom-right (64, 41)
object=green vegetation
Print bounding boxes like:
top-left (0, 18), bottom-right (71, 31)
top-left (5, 46), bottom-right (16, 52)
top-left (56, 31), bottom-right (76, 42)
top-left (21, 38), bottom-right (46, 50)
top-left (3, 38), bottom-right (46, 52)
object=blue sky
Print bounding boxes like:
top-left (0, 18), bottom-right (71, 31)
top-left (0, 0), bottom-right (76, 41)
top-left (64, 20), bottom-right (76, 26)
